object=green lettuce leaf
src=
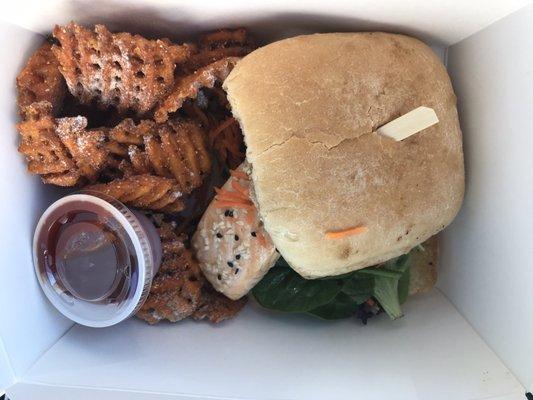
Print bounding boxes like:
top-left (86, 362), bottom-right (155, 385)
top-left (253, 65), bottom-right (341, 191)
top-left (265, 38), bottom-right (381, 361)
top-left (341, 275), bottom-right (374, 304)
top-left (252, 251), bottom-right (414, 321)
top-left (308, 292), bottom-right (360, 320)
top-left (252, 266), bottom-right (342, 312)
top-left (373, 275), bottom-right (403, 319)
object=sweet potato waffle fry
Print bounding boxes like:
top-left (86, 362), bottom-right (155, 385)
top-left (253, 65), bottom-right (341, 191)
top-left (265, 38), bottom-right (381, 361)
top-left (192, 284), bottom-right (247, 323)
top-left (52, 22), bottom-right (191, 115)
top-left (154, 57), bottom-right (239, 123)
top-left (17, 42), bottom-right (66, 117)
top-left (17, 102), bottom-right (110, 186)
top-left (137, 222), bottom-right (203, 323)
top-left (16, 24), bottom-right (255, 325)
top-left (56, 116), bottom-right (109, 182)
top-left (143, 120), bottom-right (211, 192)
top-left (86, 175), bottom-right (185, 213)
top-left (18, 106), bottom-right (211, 194)
top-left (104, 118), bottom-right (211, 194)
top-left (185, 28), bottom-right (255, 71)
top-left (137, 222), bottom-right (246, 324)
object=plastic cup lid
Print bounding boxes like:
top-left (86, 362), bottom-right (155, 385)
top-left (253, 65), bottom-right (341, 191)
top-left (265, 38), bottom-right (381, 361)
top-left (33, 193), bottom-right (162, 328)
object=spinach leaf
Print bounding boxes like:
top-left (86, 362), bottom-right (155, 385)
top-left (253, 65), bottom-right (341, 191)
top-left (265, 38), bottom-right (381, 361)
top-left (252, 252), bottom-right (414, 321)
top-left (252, 266), bottom-right (342, 312)
top-left (308, 292), bottom-right (360, 320)
top-left (341, 275), bottom-right (374, 304)
top-left (274, 257), bottom-right (291, 268)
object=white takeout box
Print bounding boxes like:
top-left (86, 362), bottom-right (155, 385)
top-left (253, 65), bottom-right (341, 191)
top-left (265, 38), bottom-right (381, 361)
top-left (1, 1), bottom-right (532, 399)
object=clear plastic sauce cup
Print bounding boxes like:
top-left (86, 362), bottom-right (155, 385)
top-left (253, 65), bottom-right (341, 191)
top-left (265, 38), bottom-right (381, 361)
top-left (33, 193), bottom-right (162, 327)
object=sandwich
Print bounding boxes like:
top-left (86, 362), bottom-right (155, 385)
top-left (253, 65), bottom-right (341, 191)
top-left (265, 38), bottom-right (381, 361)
top-left (192, 32), bottom-right (464, 321)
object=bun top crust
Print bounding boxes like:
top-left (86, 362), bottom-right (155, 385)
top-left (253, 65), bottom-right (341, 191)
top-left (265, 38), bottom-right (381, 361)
top-left (224, 32), bottom-right (464, 278)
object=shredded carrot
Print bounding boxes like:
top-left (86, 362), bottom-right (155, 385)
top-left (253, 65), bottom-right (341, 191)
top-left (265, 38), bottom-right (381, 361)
top-left (230, 169), bottom-right (248, 180)
top-left (325, 226), bottom-right (368, 239)
top-left (216, 193), bottom-right (251, 204)
top-left (215, 187), bottom-right (249, 202)
top-left (209, 117), bottom-right (237, 142)
top-left (231, 180), bottom-right (250, 198)
top-left (214, 200), bottom-right (255, 209)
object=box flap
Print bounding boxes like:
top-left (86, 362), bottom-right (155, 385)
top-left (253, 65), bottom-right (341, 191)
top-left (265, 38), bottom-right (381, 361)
top-left (0, 337), bottom-right (14, 393)
top-left (440, 4), bottom-right (533, 391)
top-left (0, 0), bottom-right (530, 45)
top-left (13, 291), bottom-right (524, 400)
top-left (0, 21), bottom-right (73, 385)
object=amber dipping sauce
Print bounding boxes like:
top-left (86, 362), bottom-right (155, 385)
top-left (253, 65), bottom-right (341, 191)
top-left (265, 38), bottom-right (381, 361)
top-left (35, 197), bottom-right (138, 306)
top-left (39, 208), bottom-right (136, 303)
top-left (34, 193), bottom-right (162, 327)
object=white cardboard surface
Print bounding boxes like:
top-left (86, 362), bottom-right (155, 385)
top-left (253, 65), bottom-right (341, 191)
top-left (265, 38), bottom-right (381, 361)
top-left (0, 0), bottom-right (530, 46)
top-left (441, 4), bottom-right (533, 390)
top-left (0, 337), bottom-right (14, 394)
top-left (0, 2), bottom-right (532, 398)
top-left (0, 22), bottom-right (73, 382)
top-left (13, 291), bottom-right (524, 400)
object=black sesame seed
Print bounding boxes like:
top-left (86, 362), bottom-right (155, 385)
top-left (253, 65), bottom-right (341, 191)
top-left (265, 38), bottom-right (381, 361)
top-left (228, 210), bottom-right (234, 217)
top-left (224, 210), bottom-right (230, 217)
top-left (216, 232), bottom-right (223, 238)
top-left (235, 254), bottom-right (241, 260)
top-left (217, 274), bottom-right (222, 280)
top-left (251, 231), bottom-right (257, 237)
top-left (234, 268), bottom-right (240, 275)
top-left (227, 261), bottom-right (234, 268)
top-left (234, 234), bottom-right (239, 241)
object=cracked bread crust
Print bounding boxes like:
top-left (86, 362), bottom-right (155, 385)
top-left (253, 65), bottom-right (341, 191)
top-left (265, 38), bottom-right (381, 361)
top-left (224, 32), bottom-right (464, 278)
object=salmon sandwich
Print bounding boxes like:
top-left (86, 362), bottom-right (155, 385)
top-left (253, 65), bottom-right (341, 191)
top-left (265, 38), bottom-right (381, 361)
top-left (193, 32), bottom-right (464, 322)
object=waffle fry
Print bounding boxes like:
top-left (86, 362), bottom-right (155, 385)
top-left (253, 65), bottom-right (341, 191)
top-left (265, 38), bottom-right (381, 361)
top-left (52, 22), bottom-right (191, 115)
top-left (86, 174), bottom-right (185, 213)
top-left (17, 101), bottom-right (79, 185)
top-left (137, 222), bottom-right (204, 324)
top-left (154, 57), bottom-right (239, 123)
top-left (192, 284), bottom-right (247, 323)
top-left (137, 222), bottom-right (246, 324)
top-left (18, 103), bottom-right (113, 186)
top-left (15, 25), bottom-right (252, 326)
top-left (186, 28), bottom-right (254, 71)
top-left (108, 118), bottom-right (156, 146)
top-left (137, 224), bottom-right (204, 324)
top-left (199, 28), bottom-right (248, 48)
top-left (106, 119), bottom-right (211, 194)
top-left (17, 42), bottom-right (66, 118)
top-left (18, 111), bottom-right (211, 193)
top-left (56, 116), bottom-right (109, 182)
